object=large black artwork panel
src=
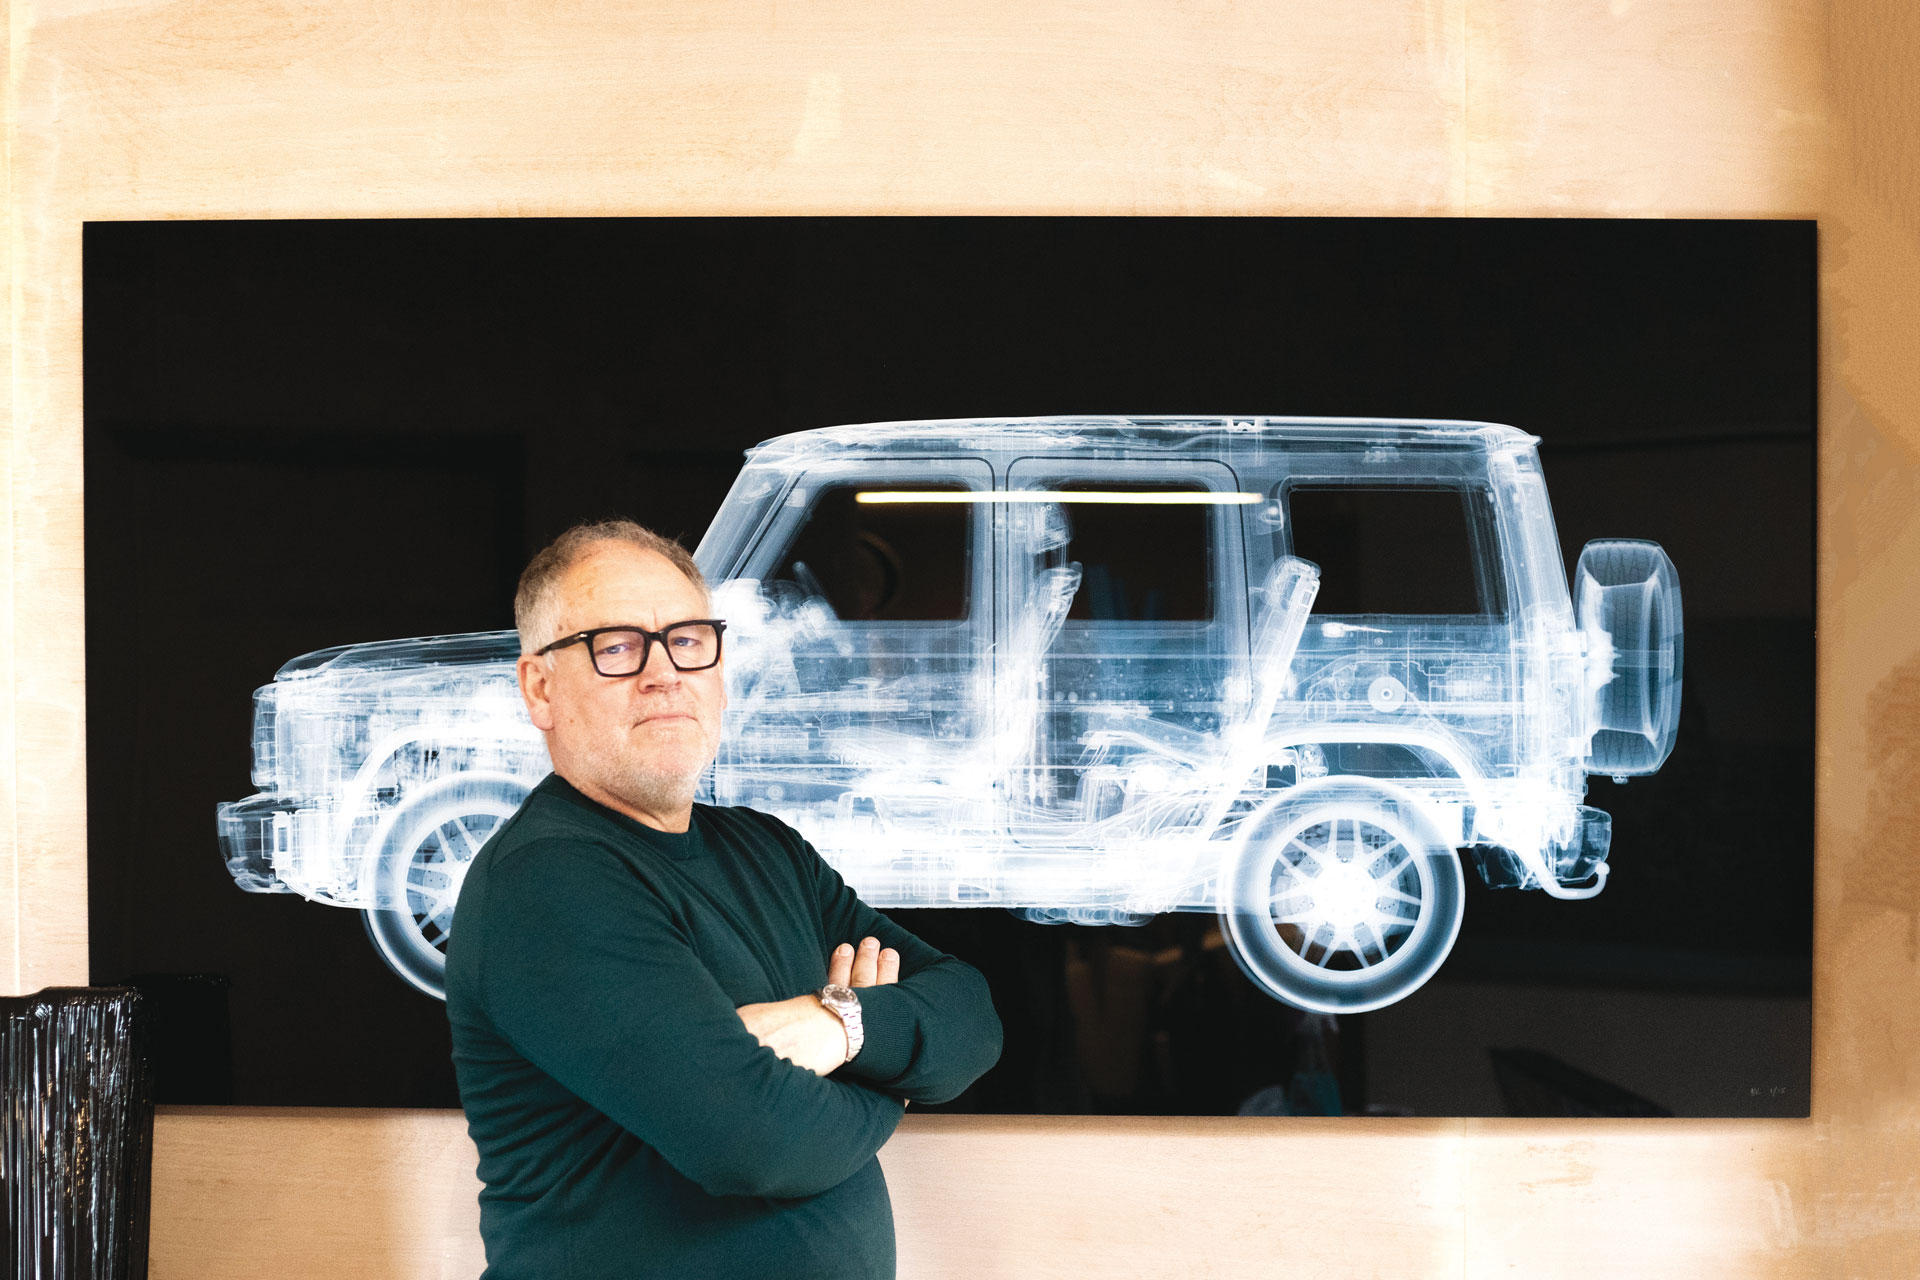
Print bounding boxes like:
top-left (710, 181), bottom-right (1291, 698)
top-left (84, 217), bottom-right (1812, 1115)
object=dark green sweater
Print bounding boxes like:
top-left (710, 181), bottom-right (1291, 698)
top-left (445, 772), bottom-right (1003, 1280)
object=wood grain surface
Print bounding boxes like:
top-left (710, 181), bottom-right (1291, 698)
top-left (8, 0), bottom-right (1917, 1274)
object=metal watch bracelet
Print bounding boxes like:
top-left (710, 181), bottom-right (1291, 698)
top-left (816, 982), bottom-right (864, 1062)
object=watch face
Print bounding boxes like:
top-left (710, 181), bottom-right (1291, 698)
top-left (821, 982), bottom-right (856, 1006)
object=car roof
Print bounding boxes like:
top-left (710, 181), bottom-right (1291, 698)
top-left (276, 416), bottom-right (1542, 683)
top-left (746, 415), bottom-right (1538, 460)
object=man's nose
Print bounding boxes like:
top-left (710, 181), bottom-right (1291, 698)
top-left (632, 640), bottom-right (683, 686)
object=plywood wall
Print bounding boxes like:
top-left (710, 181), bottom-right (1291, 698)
top-left (6, 0), bottom-right (1917, 1274)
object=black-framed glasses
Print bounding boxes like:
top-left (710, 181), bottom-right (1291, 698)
top-left (536, 620), bottom-right (727, 677)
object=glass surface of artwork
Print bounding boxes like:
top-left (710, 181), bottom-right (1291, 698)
top-left (217, 415), bottom-right (1683, 1013)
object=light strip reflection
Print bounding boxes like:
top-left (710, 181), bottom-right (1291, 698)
top-left (855, 490), bottom-right (1261, 505)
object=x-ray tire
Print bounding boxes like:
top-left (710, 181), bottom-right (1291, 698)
top-left (1575, 538), bottom-right (1684, 776)
top-left (361, 774), bottom-right (530, 1000)
top-left (1219, 778), bottom-right (1464, 1015)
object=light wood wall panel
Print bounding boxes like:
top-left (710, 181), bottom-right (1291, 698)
top-left (11, 0), bottom-right (1917, 1274)
top-left (1466, 0), bottom-right (1825, 215)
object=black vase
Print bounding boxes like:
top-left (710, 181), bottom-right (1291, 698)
top-left (2, 987), bottom-right (155, 1280)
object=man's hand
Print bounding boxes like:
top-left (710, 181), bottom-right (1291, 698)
top-left (736, 937), bottom-right (900, 1077)
top-left (828, 936), bottom-right (900, 989)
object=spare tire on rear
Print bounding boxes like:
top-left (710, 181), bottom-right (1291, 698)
top-left (1575, 538), bottom-right (1684, 776)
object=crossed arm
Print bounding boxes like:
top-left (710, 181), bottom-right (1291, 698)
top-left (746, 815), bottom-right (1005, 1106)
top-left (480, 832), bottom-right (1000, 1199)
top-left (480, 842), bottom-right (910, 1200)
top-left (735, 936), bottom-right (904, 1078)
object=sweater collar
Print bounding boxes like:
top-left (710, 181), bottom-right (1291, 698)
top-left (540, 772), bottom-right (707, 860)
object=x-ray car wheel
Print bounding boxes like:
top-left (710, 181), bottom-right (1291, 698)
top-left (1219, 779), bottom-right (1464, 1014)
top-left (362, 775), bottom-right (530, 1000)
top-left (1575, 538), bottom-right (1684, 777)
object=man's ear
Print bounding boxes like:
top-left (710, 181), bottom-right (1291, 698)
top-left (517, 652), bottom-right (556, 732)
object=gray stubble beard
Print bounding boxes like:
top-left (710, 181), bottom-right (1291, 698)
top-left (609, 715), bottom-right (724, 818)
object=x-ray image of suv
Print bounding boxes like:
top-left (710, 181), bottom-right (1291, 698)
top-left (217, 417), bottom-right (1682, 1012)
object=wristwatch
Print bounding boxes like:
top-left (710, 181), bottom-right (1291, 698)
top-left (815, 982), bottom-right (865, 1062)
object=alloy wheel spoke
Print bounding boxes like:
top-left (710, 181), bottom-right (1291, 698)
top-left (1350, 927), bottom-right (1376, 968)
top-left (1368, 841), bottom-right (1410, 880)
top-left (452, 817), bottom-right (485, 858)
top-left (411, 885), bottom-right (456, 922)
top-left (1280, 837), bottom-right (1322, 876)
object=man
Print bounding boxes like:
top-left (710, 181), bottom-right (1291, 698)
top-left (445, 519), bottom-right (1003, 1280)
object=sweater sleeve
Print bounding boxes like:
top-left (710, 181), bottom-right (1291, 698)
top-left (785, 821), bottom-right (1004, 1104)
top-left (476, 836), bottom-right (904, 1200)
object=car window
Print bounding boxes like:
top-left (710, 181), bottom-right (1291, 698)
top-left (1280, 484), bottom-right (1506, 616)
top-left (1041, 481), bottom-right (1212, 622)
top-left (772, 483), bottom-right (970, 620)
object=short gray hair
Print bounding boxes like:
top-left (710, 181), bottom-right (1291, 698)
top-left (515, 519), bottom-right (709, 657)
